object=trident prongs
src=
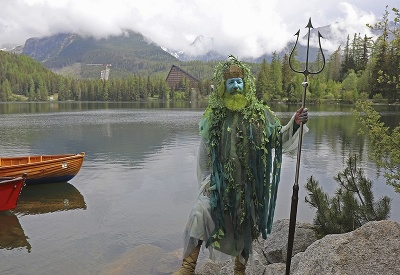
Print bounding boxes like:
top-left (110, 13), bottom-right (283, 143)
top-left (289, 18), bottom-right (326, 77)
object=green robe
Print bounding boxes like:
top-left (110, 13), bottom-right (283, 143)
top-left (182, 104), bottom-right (308, 264)
top-left (202, 105), bottom-right (282, 260)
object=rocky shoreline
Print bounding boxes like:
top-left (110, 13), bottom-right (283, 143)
top-left (99, 219), bottom-right (400, 275)
top-left (186, 219), bottom-right (400, 275)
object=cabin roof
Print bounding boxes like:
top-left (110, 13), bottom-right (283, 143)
top-left (166, 65), bottom-right (199, 82)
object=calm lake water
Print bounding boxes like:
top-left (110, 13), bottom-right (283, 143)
top-left (0, 101), bottom-right (399, 275)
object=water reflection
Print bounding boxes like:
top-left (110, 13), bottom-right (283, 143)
top-left (0, 182), bottom-right (86, 252)
top-left (12, 182), bottom-right (86, 216)
top-left (0, 212), bottom-right (31, 252)
top-left (0, 101), bottom-right (209, 114)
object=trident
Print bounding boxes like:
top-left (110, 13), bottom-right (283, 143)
top-left (285, 18), bottom-right (325, 275)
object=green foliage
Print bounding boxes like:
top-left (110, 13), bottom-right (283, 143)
top-left (305, 154), bottom-right (391, 237)
top-left (372, 93), bottom-right (384, 102)
top-left (342, 90), bottom-right (356, 103)
top-left (326, 46), bottom-right (342, 82)
top-left (0, 51), bottom-right (62, 101)
top-left (0, 51), bottom-right (213, 102)
top-left (359, 92), bottom-right (369, 100)
top-left (256, 59), bottom-right (269, 101)
top-left (367, 6), bottom-right (400, 102)
top-left (172, 91), bottom-right (185, 100)
top-left (342, 69), bottom-right (357, 92)
top-left (325, 79), bottom-right (342, 100)
top-left (269, 52), bottom-right (283, 99)
top-left (354, 101), bottom-right (400, 192)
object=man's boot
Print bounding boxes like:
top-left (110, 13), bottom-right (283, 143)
top-left (234, 255), bottom-right (246, 275)
top-left (172, 242), bottom-right (202, 275)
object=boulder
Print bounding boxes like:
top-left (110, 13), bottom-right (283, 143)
top-left (264, 219), bottom-right (317, 263)
top-left (194, 220), bottom-right (400, 275)
top-left (195, 219), bottom-right (317, 274)
top-left (290, 220), bottom-right (400, 275)
top-left (196, 260), bottom-right (227, 275)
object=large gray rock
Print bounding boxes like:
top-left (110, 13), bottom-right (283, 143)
top-left (193, 220), bottom-right (400, 275)
top-left (264, 219), bottom-right (317, 263)
top-left (195, 219), bottom-right (316, 274)
top-left (264, 263), bottom-right (286, 275)
top-left (196, 260), bottom-right (227, 275)
top-left (197, 251), bottom-right (267, 275)
top-left (291, 220), bottom-right (400, 275)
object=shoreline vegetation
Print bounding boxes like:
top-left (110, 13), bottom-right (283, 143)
top-left (3, 87), bottom-right (400, 106)
top-left (3, 95), bottom-right (399, 106)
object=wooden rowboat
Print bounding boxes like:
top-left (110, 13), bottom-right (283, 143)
top-left (0, 174), bottom-right (27, 211)
top-left (0, 152), bottom-right (85, 185)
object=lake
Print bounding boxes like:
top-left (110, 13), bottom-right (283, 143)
top-left (0, 101), bottom-right (399, 275)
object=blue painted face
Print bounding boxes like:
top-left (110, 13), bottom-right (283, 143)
top-left (225, 78), bottom-right (244, 94)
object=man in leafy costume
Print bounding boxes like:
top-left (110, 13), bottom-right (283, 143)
top-left (173, 55), bottom-right (308, 275)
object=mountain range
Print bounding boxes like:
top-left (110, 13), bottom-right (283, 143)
top-left (3, 24), bottom-right (372, 79)
top-left (16, 30), bottom-right (181, 78)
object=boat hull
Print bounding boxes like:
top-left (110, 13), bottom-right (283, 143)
top-left (0, 153), bottom-right (85, 185)
top-left (0, 175), bottom-right (26, 211)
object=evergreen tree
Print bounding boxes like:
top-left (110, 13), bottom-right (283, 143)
top-left (359, 34), bottom-right (373, 71)
top-left (308, 51), bottom-right (326, 102)
top-left (270, 52), bottom-right (283, 99)
top-left (126, 76), bottom-right (137, 101)
top-left (28, 78), bottom-right (36, 101)
top-left (285, 47), bottom-right (303, 102)
top-left (255, 59), bottom-right (269, 101)
top-left (341, 69), bottom-right (358, 103)
top-left (147, 76), bottom-right (154, 97)
top-left (0, 79), bottom-right (12, 101)
top-left (356, 62), bottom-right (373, 96)
top-left (305, 154), bottom-right (391, 237)
top-left (326, 46), bottom-right (342, 82)
top-left (102, 81), bottom-right (109, 101)
top-left (281, 53), bottom-right (292, 99)
top-left (386, 7), bottom-right (400, 101)
top-left (158, 77), bottom-right (169, 100)
top-left (57, 78), bottom-right (68, 101)
top-left (137, 76), bottom-right (147, 100)
top-left (351, 33), bottom-right (363, 72)
top-left (325, 79), bottom-right (341, 100)
top-left (340, 35), bottom-right (354, 80)
top-left (369, 6), bottom-right (391, 98)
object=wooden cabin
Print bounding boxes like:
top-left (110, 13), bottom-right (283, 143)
top-left (166, 65), bottom-right (199, 90)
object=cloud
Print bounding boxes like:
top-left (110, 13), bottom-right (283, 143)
top-left (0, 0), bottom-right (386, 58)
top-left (325, 2), bottom-right (378, 52)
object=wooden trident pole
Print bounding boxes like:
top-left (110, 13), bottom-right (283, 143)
top-left (285, 18), bottom-right (325, 275)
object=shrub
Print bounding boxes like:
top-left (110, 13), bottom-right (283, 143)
top-left (305, 154), bottom-right (391, 237)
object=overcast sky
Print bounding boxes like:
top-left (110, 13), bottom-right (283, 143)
top-left (0, 0), bottom-right (394, 58)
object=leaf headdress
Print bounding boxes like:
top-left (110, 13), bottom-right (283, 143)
top-left (207, 55), bottom-right (258, 110)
